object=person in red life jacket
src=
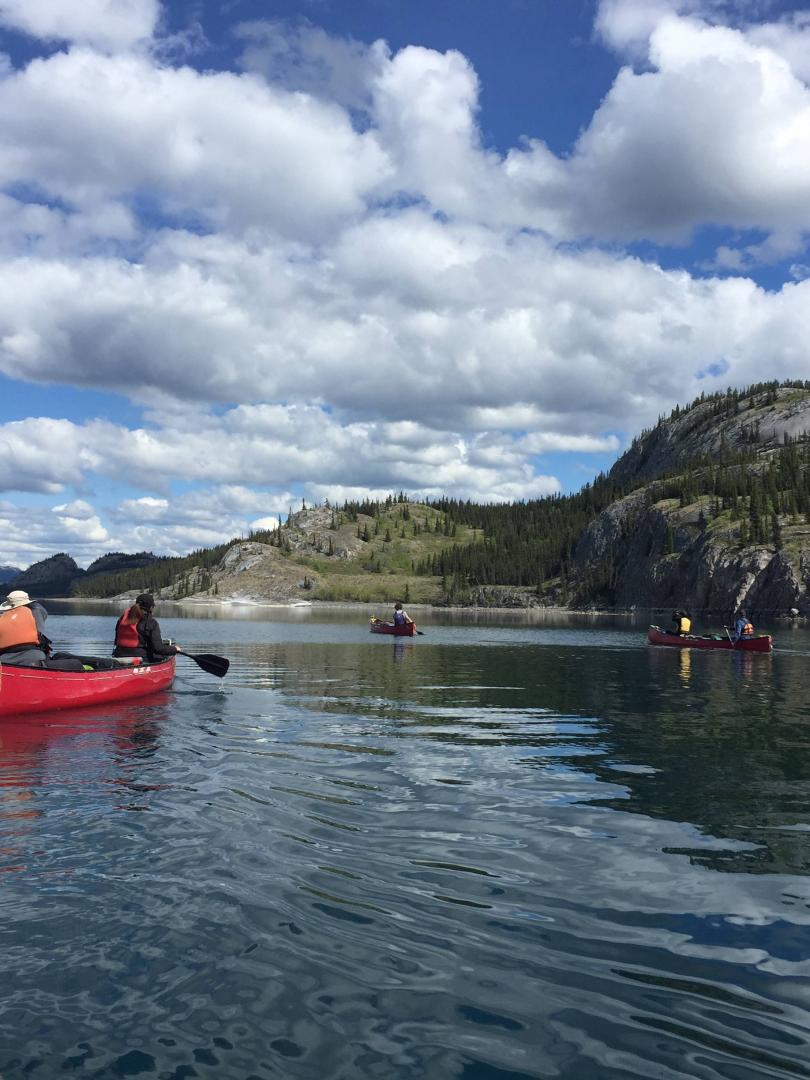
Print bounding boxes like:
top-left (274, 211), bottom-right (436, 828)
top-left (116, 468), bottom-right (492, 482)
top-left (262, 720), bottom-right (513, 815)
top-left (0, 590), bottom-right (51, 666)
top-left (113, 598), bottom-right (147, 657)
top-left (113, 593), bottom-right (183, 661)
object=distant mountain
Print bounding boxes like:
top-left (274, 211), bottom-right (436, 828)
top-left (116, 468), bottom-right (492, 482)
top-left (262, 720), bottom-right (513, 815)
top-left (0, 551), bottom-right (160, 600)
top-left (0, 564), bottom-right (23, 585)
top-left (84, 552), bottom-right (159, 577)
top-left (1, 553), bottom-right (81, 598)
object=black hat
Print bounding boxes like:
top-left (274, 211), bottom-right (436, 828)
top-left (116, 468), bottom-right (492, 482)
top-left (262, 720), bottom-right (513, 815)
top-left (136, 593), bottom-right (155, 610)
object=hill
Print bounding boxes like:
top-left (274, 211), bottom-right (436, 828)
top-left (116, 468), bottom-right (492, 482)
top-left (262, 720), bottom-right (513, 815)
top-left (0, 552), bottom-right (160, 600)
top-left (5, 380), bottom-right (810, 615)
top-left (568, 383), bottom-right (810, 614)
top-left (66, 500), bottom-right (490, 607)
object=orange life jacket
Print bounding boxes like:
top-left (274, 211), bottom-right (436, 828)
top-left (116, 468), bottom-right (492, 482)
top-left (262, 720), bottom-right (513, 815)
top-left (114, 608), bottom-right (141, 650)
top-left (740, 621), bottom-right (754, 637)
top-left (0, 606), bottom-right (40, 652)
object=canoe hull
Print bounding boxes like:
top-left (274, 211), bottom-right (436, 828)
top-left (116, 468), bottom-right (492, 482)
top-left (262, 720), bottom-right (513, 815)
top-left (647, 626), bottom-right (772, 652)
top-left (0, 657), bottom-right (176, 718)
top-left (370, 621), bottom-right (417, 637)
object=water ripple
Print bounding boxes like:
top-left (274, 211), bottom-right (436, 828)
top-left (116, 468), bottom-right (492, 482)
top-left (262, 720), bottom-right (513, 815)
top-left (3, 614), bottom-right (810, 1077)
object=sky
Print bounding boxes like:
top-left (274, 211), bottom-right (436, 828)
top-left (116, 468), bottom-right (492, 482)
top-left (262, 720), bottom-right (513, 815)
top-left (1, 0), bottom-right (810, 570)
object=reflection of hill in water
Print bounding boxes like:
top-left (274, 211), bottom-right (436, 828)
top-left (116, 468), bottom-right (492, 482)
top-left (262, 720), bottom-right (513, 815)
top-left (235, 632), bottom-right (810, 877)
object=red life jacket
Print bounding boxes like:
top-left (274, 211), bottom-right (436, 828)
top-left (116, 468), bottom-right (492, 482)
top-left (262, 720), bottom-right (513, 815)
top-left (115, 608), bottom-right (141, 650)
top-left (0, 606), bottom-right (40, 652)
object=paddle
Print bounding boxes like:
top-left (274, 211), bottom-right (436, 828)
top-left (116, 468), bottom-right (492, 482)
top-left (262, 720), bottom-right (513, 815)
top-left (724, 626), bottom-right (737, 649)
top-left (181, 652), bottom-right (230, 678)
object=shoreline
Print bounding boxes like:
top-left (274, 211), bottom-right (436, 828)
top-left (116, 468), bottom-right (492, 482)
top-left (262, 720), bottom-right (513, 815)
top-left (42, 597), bottom-right (807, 622)
top-left (44, 596), bottom-right (653, 617)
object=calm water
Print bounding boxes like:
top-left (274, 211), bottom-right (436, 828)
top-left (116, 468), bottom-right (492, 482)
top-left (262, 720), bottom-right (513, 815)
top-left (2, 605), bottom-right (810, 1080)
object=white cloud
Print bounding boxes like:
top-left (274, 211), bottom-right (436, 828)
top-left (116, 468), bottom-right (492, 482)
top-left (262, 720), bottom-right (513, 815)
top-left (2, 214), bottom-right (810, 453)
top-left (0, 405), bottom-right (567, 503)
top-left (0, 498), bottom-right (114, 568)
top-left (0, 417), bottom-right (101, 493)
top-left (570, 9), bottom-right (810, 244)
top-left (747, 12), bottom-right (810, 83)
top-left (0, 0), bottom-right (160, 52)
top-left (0, 48), bottom-right (389, 239)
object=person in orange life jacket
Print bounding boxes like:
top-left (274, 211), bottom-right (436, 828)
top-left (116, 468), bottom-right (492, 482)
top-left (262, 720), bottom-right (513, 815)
top-left (392, 601), bottom-right (413, 627)
top-left (113, 594), bottom-right (183, 660)
top-left (0, 590), bottom-right (51, 666)
top-left (671, 610), bottom-right (692, 635)
top-left (732, 611), bottom-right (754, 642)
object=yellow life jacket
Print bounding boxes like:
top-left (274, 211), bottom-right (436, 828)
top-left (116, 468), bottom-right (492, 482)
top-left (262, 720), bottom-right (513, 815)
top-left (678, 616), bottom-right (691, 634)
top-left (0, 606), bottom-right (40, 652)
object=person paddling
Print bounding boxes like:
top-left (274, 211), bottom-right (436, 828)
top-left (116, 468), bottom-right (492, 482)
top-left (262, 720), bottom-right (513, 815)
top-left (392, 601), bottom-right (414, 628)
top-left (731, 611), bottom-right (754, 643)
top-left (671, 610), bottom-right (692, 635)
top-left (113, 593), bottom-right (183, 661)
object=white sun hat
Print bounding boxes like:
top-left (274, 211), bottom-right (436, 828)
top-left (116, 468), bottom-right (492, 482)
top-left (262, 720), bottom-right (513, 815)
top-left (0, 590), bottom-right (32, 610)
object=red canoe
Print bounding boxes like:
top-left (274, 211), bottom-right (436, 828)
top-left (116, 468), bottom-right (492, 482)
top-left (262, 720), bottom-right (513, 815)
top-left (369, 620), bottom-right (417, 637)
top-left (0, 657), bottom-right (176, 718)
top-left (647, 626), bottom-right (772, 652)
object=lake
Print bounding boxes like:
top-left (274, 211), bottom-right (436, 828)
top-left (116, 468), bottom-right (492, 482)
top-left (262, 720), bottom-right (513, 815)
top-left (2, 605), bottom-right (809, 1079)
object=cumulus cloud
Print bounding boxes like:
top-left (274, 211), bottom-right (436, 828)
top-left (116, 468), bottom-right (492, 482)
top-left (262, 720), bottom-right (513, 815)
top-left (0, 0), bottom-right (160, 51)
top-left (572, 5), bottom-right (810, 245)
top-left (2, 5), bottom-right (810, 563)
top-left (0, 498), bottom-right (112, 568)
top-left (0, 48), bottom-right (389, 239)
top-left (0, 405), bottom-right (564, 502)
top-left (3, 216), bottom-right (810, 437)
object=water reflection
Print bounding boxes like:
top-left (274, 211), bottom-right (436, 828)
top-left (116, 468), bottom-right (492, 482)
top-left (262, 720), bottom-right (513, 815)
top-left (3, 610), bottom-right (810, 1079)
top-left (678, 647), bottom-right (691, 685)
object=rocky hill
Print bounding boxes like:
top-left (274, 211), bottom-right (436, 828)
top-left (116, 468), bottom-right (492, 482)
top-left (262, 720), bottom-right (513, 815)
top-left (0, 564), bottom-right (22, 585)
top-left (568, 385), bottom-right (810, 615)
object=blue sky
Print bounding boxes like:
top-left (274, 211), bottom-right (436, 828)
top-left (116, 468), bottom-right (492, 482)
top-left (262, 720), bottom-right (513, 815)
top-left (1, 0), bottom-right (809, 569)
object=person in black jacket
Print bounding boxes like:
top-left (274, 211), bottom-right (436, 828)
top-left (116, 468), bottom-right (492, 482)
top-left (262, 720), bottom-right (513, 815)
top-left (113, 593), bottom-right (183, 661)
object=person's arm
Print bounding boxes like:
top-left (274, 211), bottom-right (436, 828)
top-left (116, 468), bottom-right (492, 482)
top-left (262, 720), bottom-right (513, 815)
top-left (30, 602), bottom-right (52, 654)
top-left (140, 615), bottom-right (180, 657)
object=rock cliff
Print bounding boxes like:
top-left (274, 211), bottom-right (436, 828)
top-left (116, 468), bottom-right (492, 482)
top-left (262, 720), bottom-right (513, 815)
top-left (570, 386), bottom-right (810, 615)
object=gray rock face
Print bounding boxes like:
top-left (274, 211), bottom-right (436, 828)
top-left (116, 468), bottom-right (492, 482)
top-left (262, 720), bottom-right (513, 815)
top-left (574, 492), bottom-right (810, 614)
top-left (571, 386), bottom-right (810, 616)
top-left (609, 387), bottom-right (810, 489)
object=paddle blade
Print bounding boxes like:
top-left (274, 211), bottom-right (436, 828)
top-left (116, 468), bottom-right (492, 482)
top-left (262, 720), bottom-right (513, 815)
top-left (184, 652), bottom-right (230, 678)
